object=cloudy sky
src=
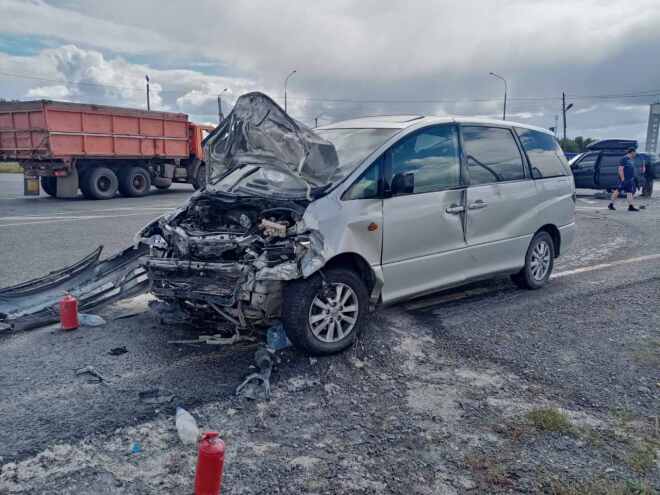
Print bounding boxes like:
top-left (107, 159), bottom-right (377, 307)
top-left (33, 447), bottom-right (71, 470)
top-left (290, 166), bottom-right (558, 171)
top-left (2, 0), bottom-right (660, 146)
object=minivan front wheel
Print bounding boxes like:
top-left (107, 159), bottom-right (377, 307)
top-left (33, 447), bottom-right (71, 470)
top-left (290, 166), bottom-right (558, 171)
top-left (282, 268), bottom-right (368, 355)
top-left (511, 231), bottom-right (555, 290)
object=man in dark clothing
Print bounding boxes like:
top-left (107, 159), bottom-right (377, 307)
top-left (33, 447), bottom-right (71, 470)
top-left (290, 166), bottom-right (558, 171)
top-left (608, 148), bottom-right (640, 211)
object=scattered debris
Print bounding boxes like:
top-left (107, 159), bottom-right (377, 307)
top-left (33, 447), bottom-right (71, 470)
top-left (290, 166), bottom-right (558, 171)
top-left (130, 441), bottom-right (141, 454)
top-left (75, 365), bottom-right (105, 383)
top-left (168, 331), bottom-right (255, 346)
top-left (108, 346), bottom-right (128, 356)
top-left (236, 347), bottom-right (274, 400)
top-left (79, 313), bottom-right (106, 327)
top-left (139, 388), bottom-right (174, 405)
top-left (176, 407), bottom-right (200, 445)
top-left (266, 322), bottom-right (291, 351)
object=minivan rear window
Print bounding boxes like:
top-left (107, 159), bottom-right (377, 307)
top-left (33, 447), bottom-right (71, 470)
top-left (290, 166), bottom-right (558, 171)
top-left (515, 128), bottom-right (569, 179)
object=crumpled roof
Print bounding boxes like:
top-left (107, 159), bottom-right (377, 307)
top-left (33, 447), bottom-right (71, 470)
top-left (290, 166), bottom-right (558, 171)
top-left (204, 92), bottom-right (339, 189)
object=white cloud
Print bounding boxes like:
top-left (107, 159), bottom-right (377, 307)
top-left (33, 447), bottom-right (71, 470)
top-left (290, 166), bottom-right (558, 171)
top-left (26, 84), bottom-right (71, 99)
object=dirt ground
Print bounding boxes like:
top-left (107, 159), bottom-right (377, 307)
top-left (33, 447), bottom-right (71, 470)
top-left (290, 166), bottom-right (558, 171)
top-left (1, 303), bottom-right (658, 494)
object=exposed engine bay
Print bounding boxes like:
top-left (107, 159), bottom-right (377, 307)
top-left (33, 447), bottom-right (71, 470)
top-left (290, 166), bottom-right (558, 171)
top-left (139, 191), bottom-right (325, 327)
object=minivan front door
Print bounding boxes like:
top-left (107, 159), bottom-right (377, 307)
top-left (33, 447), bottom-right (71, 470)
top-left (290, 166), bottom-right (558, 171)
top-left (461, 125), bottom-right (538, 278)
top-left (381, 124), bottom-right (467, 303)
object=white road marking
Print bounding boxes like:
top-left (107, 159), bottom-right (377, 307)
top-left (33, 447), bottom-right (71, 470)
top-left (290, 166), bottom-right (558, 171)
top-left (577, 198), bottom-right (598, 205)
top-left (406, 253), bottom-right (660, 310)
top-left (0, 211), bottom-right (163, 228)
top-left (551, 253), bottom-right (660, 278)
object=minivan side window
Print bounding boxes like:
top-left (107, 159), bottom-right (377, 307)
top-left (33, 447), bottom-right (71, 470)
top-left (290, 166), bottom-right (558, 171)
top-left (462, 126), bottom-right (525, 185)
top-left (387, 124), bottom-right (461, 195)
top-left (515, 127), bottom-right (568, 178)
top-left (343, 156), bottom-right (382, 200)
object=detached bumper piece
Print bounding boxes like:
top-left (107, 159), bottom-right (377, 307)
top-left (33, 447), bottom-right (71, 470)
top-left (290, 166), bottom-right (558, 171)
top-left (145, 257), bottom-right (245, 306)
top-left (0, 245), bottom-right (149, 332)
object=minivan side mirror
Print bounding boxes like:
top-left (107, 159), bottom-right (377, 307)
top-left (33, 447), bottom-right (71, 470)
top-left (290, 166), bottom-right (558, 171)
top-left (391, 172), bottom-right (415, 195)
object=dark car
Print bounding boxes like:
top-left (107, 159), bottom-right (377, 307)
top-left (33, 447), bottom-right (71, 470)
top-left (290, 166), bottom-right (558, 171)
top-left (569, 140), bottom-right (656, 197)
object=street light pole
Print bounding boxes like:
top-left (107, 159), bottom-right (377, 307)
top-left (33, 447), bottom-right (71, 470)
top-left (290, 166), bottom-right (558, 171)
top-left (284, 70), bottom-right (296, 114)
top-left (489, 72), bottom-right (507, 120)
top-left (562, 92), bottom-right (574, 142)
top-left (314, 113), bottom-right (323, 128)
top-left (218, 87), bottom-right (228, 123)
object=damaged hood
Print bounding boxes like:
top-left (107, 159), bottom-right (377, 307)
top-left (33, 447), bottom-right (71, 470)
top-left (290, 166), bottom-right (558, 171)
top-left (205, 92), bottom-right (339, 198)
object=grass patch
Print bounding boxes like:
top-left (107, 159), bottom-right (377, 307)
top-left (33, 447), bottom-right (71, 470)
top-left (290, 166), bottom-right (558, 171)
top-left (630, 338), bottom-right (660, 367)
top-left (0, 162), bottom-right (23, 173)
top-left (547, 478), bottom-right (654, 495)
top-left (626, 440), bottom-right (658, 474)
top-left (527, 407), bottom-right (573, 433)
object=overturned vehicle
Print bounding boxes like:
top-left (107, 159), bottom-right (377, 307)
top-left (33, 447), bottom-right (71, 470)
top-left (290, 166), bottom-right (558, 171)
top-left (137, 93), bottom-right (397, 355)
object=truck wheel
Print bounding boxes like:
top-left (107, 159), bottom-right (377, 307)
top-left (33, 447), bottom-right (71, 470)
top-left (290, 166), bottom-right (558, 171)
top-left (282, 268), bottom-right (368, 356)
top-left (80, 167), bottom-right (118, 200)
top-left (154, 183), bottom-right (172, 190)
top-left (40, 177), bottom-right (57, 197)
top-left (511, 231), bottom-right (555, 290)
top-left (192, 164), bottom-right (206, 190)
top-left (642, 180), bottom-right (654, 197)
top-left (118, 166), bottom-right (151, 197)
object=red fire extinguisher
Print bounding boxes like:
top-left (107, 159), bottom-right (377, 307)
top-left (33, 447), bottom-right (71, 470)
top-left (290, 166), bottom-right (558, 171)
top-left (195, 432), bottom-right (225, 495)
top-left (59, 293), bottom-right (79, 330)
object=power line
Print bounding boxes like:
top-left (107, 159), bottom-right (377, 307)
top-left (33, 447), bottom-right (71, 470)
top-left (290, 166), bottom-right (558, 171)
top-left (2, 69), bottom-right (660, 105)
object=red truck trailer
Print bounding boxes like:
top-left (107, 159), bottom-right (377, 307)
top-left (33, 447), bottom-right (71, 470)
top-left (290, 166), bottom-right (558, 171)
top-left (0, 100), bottom-right (214, 199)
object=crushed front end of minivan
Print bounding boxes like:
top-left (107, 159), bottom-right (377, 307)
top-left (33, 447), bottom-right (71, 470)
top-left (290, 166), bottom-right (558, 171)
top-left (136, 92), bottom-right (363, 354)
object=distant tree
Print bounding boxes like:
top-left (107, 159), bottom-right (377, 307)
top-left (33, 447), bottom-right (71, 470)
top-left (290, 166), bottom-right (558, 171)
top-left (560, 136), bottom-right (595, 153)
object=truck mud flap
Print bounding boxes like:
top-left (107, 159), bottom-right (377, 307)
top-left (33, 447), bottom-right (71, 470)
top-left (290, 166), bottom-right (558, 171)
top-left (0, 245), bottom-right (149, 332)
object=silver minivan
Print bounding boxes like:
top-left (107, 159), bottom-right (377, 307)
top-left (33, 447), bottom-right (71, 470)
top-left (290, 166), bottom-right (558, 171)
top-left (140, 92), bottom-right (576, 355)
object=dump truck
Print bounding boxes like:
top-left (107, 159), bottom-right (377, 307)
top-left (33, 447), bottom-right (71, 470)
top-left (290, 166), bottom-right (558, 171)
top-left (0, 100), bottom-right (215, 199)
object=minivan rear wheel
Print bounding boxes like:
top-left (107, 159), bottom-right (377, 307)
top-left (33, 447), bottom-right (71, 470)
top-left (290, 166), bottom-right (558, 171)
top-left (282, 268), bottom-right (368, 356)
top-left (511, 231), bottom-right (555, 290)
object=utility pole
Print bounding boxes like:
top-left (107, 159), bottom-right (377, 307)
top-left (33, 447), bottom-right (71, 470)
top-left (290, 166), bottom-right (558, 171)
top-left (145, 75), bottom-right (150, 111)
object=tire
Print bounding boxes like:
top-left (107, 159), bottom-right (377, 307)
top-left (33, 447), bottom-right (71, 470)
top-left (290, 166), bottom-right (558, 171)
top-left (155, 183), bottom-right (172, 190)
top-left (118, 166), bottom-right (151, 197)
top-left (282, 268), bottom-right (369, 356)
top-left (80, 167), bottom-right (118, 200)
top-left (40, 176), bottom-right (57, 197)
top-left (192, 164), bottom-right (206, 190)
top-left (511, 231), bottom-right (555, 290)
top-left (642, 179), bottom-right (654, 197)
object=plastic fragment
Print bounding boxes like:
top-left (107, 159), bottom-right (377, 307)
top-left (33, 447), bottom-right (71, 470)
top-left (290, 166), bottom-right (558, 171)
top-left (266, 322), bottom-right (291, 351)
top-left (75, 365), bottom-right (105, 383)
top-left (79, 313), bottom-right (106, 327)
top-left (130, 441), bottom-right (141, 454)
top-left (176, 407), bottom-right (200, 445)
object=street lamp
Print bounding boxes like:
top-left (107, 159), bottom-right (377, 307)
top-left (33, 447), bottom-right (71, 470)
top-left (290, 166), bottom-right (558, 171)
top-left (284, 70), bottom-right (297, 114)
top-left (489, 72), bottom-right (507, 120)
top-left (562, 92), bottom-right (574, 142)
top-left (218, 87), bottom-right (228, 123)
top-left (314, 113), bottom-right (324, 128)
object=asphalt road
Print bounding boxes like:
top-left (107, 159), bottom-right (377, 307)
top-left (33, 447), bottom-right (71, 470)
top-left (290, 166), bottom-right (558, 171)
top-left (0, 175), bottom-right (658, 490)
top-left (0, 174), bottom-right (195, 286)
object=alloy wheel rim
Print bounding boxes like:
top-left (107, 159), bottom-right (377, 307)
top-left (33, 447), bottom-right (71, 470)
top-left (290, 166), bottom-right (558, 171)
top-left (530, 240), bottom-right (551, 281)
top-left (308, 282), bottom-right (359, 343)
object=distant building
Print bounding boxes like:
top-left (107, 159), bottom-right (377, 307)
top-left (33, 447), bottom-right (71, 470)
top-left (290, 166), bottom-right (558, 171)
top-left (645, 103), bottom-right (660, 153)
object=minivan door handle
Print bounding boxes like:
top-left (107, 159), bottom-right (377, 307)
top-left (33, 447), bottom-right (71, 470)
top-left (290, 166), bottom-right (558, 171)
top-left (445, 204), bottom-right (465, 214)
top-left (468, 200), bottom-right (488, 210)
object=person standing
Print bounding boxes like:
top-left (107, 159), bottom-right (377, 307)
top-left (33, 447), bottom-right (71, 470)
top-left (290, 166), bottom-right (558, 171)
top-left (608, 148), bottom-right (640, 211)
